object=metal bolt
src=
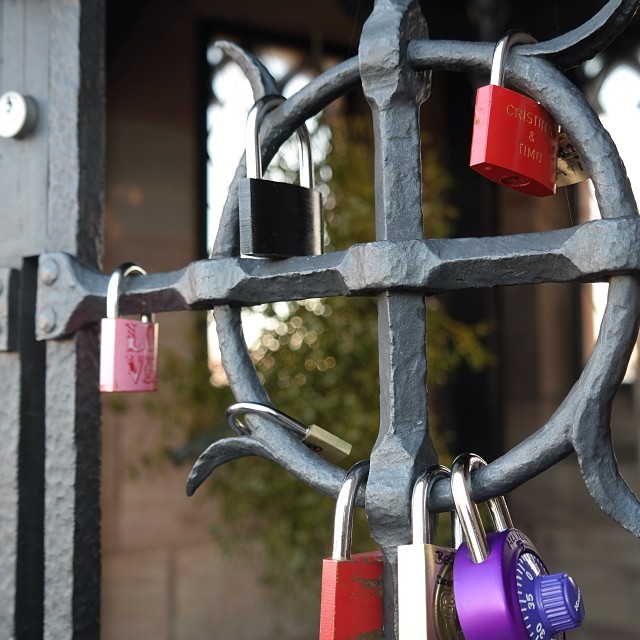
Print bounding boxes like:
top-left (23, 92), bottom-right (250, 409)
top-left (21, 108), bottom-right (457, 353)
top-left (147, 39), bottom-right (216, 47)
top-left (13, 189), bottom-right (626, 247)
top-left (0, 91), bottom-right (38, 139)
top-left (39, 258), bottom-right (59, 285)
top-left (38, 307), bottom-right (57, 334)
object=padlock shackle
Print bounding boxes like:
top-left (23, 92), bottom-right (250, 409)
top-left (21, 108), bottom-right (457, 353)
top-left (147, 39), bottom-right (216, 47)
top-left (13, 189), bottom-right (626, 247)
top-left (451, 453), bottom-right (514, 564)
top-left (332, 460), bottom-right (369, 561)
top-left (411, 464), bottom-right (463, 548)
top-left (490, 31), bottom-right (537, 87)
top-left (105, 263), bottom-right (149, 320)
top-left (225, 401), bottom-right (309, 438)
top-left (245, 94), bottom-right (315, 190)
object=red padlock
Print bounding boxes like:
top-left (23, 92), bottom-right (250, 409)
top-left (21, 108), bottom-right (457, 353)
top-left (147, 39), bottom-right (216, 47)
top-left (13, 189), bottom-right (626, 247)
top-left (99, 263), bottom-right (158, 392)
top-left (319, 460), bottom-right (383, 640)
top-left (470, 32), bottom-right (560, 197)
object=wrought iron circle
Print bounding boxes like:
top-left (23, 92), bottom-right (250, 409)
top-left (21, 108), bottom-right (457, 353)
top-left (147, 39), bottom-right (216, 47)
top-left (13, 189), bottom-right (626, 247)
top-left (189, 19), bottom-right (640, 536)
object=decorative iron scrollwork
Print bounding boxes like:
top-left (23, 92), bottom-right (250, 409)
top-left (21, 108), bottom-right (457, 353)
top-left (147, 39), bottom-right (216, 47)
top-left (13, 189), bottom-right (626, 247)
top-left (181, 3), bottom-right (640, 634)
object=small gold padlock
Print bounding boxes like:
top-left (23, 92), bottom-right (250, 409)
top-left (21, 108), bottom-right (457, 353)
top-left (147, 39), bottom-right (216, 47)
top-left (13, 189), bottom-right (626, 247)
top-left (225, 401), bottom-right (352, 464)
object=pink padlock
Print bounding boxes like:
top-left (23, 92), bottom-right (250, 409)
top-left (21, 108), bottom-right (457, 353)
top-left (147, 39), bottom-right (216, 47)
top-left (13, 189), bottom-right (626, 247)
top-left (99, 263), bottom-right (158, 392)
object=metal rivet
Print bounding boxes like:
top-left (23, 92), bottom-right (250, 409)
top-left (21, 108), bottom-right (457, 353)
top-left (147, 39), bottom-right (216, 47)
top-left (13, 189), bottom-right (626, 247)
top-left (39, 259), bottom-right (59, 286)
top-left (38, 307), bottom-right (57, 334)
top-left (0, 91), bottom-right (38, 139)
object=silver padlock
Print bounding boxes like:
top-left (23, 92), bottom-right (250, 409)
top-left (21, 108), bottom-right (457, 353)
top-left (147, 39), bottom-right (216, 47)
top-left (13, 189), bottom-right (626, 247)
top-left (238, 95), bottom-right (323, 258)
top-left (398, 465), bottom-right (464, 640)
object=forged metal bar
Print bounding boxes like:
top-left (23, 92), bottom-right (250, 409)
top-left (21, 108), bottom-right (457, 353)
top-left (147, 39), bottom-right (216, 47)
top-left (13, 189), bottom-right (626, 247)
top-left (358, 1), bottom-right (434, 635)
top-left (517, 0), bottom-right (639, 70)
top-left (36, 216), bottom-right (640, 340)
top-left (0, 349), bottom-right (19, 640)
top-left (43, 2), bottom-right (105, 638)
top-left (187, 433), bottom-right (347, 499)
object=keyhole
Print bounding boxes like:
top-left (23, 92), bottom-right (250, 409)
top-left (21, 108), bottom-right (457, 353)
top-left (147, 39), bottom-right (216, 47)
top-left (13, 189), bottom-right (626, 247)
top-left (4, 96), bottom-right (12, 113)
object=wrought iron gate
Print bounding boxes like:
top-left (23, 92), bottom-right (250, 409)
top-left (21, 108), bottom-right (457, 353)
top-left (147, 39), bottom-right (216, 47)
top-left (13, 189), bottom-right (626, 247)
top-left (1, 0), bottom-right (640, 637)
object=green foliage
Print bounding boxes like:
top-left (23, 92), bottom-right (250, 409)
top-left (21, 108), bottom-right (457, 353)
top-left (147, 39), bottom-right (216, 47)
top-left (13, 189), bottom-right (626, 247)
top-left (148, 113), bottom-right (493, 606)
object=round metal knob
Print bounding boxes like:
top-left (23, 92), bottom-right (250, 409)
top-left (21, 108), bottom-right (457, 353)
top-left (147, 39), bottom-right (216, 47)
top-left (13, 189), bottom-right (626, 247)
top-left (535, 573), bottom-right (585, 634)
top-left (0, 91), bottom-right (38, 139)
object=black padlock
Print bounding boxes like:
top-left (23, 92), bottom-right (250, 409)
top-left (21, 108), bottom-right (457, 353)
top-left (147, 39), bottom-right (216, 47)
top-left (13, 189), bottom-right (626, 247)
top-left (238, 95), bottom-right (323, 258)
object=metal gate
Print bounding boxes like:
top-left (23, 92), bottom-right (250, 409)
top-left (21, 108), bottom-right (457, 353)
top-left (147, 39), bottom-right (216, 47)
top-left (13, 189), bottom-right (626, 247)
top-left (1, 0), bottom-right (639, 637)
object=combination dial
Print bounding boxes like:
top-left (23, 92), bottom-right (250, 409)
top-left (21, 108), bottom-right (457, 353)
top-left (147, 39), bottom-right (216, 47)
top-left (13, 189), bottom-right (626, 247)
top-left (515, 551), bottom-right (584, 639)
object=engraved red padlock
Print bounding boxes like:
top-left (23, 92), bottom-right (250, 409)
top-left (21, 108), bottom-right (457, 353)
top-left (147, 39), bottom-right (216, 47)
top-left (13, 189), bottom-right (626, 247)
top-left (470, 32), bottom-right (560, 197)
top-left (319, 460), bottom-right (383, 640)
top-left (99, 263), bottom-right (158, 392)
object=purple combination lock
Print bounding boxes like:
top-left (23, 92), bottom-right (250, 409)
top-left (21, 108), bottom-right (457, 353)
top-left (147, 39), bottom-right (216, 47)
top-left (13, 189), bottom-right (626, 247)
top-left (451, 453), bottom-right (585, 640)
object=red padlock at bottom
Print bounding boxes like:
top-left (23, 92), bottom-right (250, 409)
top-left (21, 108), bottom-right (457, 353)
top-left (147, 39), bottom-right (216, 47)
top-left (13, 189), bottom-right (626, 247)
top-left (319, 460), bottom-right (383, 640)
top-left (99, 263), bottom-right (158, 393)
top-left (470, 32), bottom-right (560, 197)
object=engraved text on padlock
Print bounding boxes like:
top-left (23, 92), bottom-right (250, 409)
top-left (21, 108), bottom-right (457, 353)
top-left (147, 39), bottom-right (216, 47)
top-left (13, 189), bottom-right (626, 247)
top-left (470, 32), bottom-right (560, 197)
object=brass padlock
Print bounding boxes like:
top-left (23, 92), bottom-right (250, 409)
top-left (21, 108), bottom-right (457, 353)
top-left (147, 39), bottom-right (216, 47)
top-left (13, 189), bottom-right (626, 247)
top-left (238, 95), bottom-right (323, 258)
top-left (556, 130), bottom-right (589, 187)
top-left (398, 465), bottom-right (464, 640)
top-left (225, 401), bottom-right (351, 464)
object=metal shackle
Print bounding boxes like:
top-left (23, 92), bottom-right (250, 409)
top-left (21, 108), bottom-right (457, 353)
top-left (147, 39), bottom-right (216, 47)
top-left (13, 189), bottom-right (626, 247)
top-left (490, 31), bottom-right (537, 88)
top-left (245, 94), bottom-right (315, 189)
top-left (412, 464), bottom-right (463, 549)
top-left (105, 263), bottom-right (153, 322)
top-left (450, 453), bottom-right (514, 564)
top-left (332, 460), bottom-right (369, 561)
top-left (225, 401), bottom-right (308, 437)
